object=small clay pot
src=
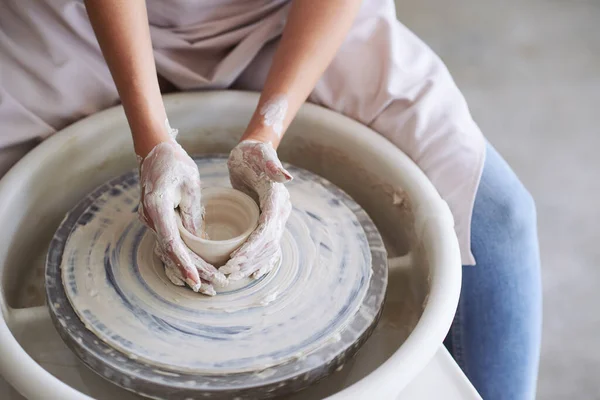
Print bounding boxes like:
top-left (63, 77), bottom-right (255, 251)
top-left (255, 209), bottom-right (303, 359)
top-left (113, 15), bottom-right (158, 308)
top-left (177, 187), bottom-right (259, 266)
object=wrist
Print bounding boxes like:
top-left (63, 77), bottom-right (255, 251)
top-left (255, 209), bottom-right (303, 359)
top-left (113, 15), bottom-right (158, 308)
top-left (133, 118), bottom-right (178, 160)
top-left (240, 125), bottom-right (281, 149)
top-left (241, 95), bottom-right (289, 148)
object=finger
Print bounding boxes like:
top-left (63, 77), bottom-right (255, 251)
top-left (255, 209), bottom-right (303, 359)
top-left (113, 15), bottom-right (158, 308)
top-left (179, 176), bottom-right (204, 236)
top-left (158, 242), bottom-right (219, 295)
top-left (137, 202), bottom-right (152, 229)
top-left (245, 240), bottom-right (279, 272)
top-left (188, 251), bottom-right (228, 288)
top-left (168, 240), bottom-right (203, 291)
top-left (257, 141), bottom-right (292, 183)
top-left (226, 199), bottom-right (280, 261)
top-left (251, 247), bottom-right (282, 279)
top-left (219, 258), bottom-right (246, 281)
top-left (228, 222), bottom-right (267, 260)
top-left (222, 243), bottom-right (279, 281)
top-left (145, 192), bottom-right (201, 291)
top-left (260, 185), bottom-right (291, 219)
top-left (221, 238), bottom-right (275, 280)
top-left (227, 269), bottom-right (247, 282)
top-left (234, 185), bottom-right (290, 259)
top-left (226, 209), bottom-right (282, 263)
top-left (229, 173), bottom-right (256, 202)
top-left (137, 182), bottom-right (154, 229)
top-left (198, 281), bottom-right (217, 296)
top-left (264, 160), bottom-right (293, 183)
top-left (219, 247), bottom-right (252, 278)
top-left (154, 244), bottom-right (187, 286)
top-left (165, 264), bottom-right (186, 286)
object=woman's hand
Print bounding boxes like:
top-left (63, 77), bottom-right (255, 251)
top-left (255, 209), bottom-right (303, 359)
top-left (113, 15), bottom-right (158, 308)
top-left (220, 0), bottom-right (361, 281)
top-left (221, 140), bottom-right (293, 280)
top-left (139, 139), bottom-right (227, 295)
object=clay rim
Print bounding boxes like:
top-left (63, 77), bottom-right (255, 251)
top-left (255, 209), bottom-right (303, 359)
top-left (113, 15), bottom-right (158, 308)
top-left (45, 155), bottom-right (388, 398)
top-left (177, 186), bottom-right (260, 245)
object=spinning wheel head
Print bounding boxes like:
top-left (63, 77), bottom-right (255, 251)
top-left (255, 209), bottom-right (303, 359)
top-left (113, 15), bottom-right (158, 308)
top-left (46, 156), bottom-right (387, 399)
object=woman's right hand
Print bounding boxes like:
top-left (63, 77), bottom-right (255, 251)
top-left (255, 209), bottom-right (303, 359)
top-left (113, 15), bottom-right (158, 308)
top-left (138, 138), bottom-right (227, 295)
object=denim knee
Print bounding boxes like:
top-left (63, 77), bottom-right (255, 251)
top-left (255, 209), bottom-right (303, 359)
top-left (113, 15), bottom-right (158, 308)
top-left (495, 183), bottom-right (537, 241)
top-left (472, 155), bottom-right (538, 256)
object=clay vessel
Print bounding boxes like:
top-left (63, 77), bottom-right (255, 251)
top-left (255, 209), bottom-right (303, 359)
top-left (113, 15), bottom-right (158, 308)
top-left (177, 187), bottom-right (259, 266)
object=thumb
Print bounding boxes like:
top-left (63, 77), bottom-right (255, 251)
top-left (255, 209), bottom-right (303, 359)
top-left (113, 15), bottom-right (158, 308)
top-left (264, 160), bottom-right (293, 183)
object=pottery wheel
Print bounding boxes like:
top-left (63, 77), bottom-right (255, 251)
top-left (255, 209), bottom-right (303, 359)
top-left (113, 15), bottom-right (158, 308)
top-left (46, 156), bottom-right (387, 399)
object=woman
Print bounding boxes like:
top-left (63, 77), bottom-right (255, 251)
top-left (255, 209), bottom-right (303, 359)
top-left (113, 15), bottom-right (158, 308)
top-left (0, 0), bottom-right (541, 398)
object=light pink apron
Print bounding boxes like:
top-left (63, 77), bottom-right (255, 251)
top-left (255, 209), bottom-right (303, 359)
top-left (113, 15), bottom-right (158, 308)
top-left (0, 0), bottom-right (485, 265)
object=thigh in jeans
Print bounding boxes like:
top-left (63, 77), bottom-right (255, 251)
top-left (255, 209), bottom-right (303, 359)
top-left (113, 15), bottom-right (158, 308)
top-left (445, 143), bottom-right (542, 400)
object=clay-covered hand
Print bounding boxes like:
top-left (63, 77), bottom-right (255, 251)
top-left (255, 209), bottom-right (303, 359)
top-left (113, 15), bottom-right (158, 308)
top-left (138, 139), bottom-right (227, 295)
top-left (221, 140), bottom-right (293, 280)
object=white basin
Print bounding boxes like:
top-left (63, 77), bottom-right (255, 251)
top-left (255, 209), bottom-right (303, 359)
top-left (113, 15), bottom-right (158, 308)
top-left (0, 91), bottom-right (462, 399)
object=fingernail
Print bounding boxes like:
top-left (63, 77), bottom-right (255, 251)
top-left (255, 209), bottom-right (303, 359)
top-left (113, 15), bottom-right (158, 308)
top-left (280, 167), bottom-right (293, 181)
top-left (265, 161), bottom-right (292, 183)
top-left (200, 284), bottom-right (216, 296)
top-left (229, 272), bottom-right (244, 281)
top-left (186, 278), bottom-right (201, 292)
top-left (251, 271), bottom-right (262, 280)
top-left (213, 273), bottom-right (229, 287)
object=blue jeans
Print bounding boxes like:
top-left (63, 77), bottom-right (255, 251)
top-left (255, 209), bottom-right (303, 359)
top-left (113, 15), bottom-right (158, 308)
top-left (444, 143), bottom-right (542, 400)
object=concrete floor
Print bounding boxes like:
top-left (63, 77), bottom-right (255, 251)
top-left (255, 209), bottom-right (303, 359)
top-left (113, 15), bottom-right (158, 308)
top-left (394, 0), bottom-right (600, 399)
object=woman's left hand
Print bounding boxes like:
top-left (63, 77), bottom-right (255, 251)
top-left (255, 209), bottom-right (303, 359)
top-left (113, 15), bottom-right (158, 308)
top-left (220, 140), bottom-right (293, 280)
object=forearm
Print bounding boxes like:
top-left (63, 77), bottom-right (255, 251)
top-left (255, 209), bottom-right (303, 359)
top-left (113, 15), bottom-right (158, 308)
top-left (85, 0), bottom-right (168, 158)
top-left (242, 0), bottom-right (363, 147)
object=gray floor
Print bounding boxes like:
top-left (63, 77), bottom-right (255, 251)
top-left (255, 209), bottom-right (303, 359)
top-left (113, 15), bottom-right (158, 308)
top-left (394, 0), bottom-right (600, 399)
